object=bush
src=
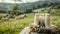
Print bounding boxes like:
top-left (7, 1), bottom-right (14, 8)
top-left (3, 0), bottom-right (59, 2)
top-left (8, 4), bottom-right (21, 17)
top-left (0, 14), bottom-right (7, 20)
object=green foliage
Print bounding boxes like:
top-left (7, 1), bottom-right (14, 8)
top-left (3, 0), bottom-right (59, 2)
top-left (0, 16), bottom-right (2, 19)
top-left (25, 8), bottom-right (33, 13)
top-left (12, 4), bottom-right (19, 10)
top-left (0, 14), bottom-right (7, 19)
top-left (8, 4), bottom-right (21, 18)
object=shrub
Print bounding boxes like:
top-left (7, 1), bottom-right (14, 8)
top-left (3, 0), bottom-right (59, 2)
top-left (8, 4), bottom-right (21, 17)
top-left (0, 14), bottom-right (7, 20)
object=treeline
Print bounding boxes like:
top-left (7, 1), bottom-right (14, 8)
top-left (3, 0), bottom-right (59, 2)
top-left (0, 1), bottom-right (60, 15)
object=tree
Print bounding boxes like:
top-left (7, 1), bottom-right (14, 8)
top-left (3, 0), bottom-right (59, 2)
top-left (8, 4), bottom-right (20, 17)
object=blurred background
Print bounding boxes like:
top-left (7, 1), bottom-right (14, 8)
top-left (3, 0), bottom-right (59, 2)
top-left (0, 0), bottom-right (60, 34)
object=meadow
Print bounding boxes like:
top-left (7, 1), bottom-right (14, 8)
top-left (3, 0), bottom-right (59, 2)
top-left (0, 8), bottom-right (60, 34)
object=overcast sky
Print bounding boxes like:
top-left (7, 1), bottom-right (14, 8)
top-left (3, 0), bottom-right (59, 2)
top-left (0, 0), bottom-right (60, 3)
top-left (0, 0), bottom-right (39, 3)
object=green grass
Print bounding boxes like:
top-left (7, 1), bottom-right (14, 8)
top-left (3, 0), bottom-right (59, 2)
top-left (0, 13), bottom-right (7, 19)
top-left (0, 8), bottom-right (60, 34)
top-left (0, 13), bottom-right (34, 34)
top-left (51, 15), bottom-right (60, 28)
top-left (0, 13), bottom-right (60, 34)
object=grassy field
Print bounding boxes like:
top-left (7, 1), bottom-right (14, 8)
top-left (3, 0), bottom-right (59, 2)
top-left (0, 13), bottom-right (34, 34)
top-left (0, 8), bottom-right (60, 34)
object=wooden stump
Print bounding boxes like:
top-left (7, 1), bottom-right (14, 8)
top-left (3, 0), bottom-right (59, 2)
top-left (29, 25), bottom-right (60, 34)
top-left (20, 26), bottom-right (60, 34)
top-left (30, 28), bottom-right (60, 34)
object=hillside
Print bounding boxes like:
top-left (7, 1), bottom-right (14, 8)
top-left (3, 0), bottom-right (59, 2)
top-left (0, 0), bottom-right (60, 13)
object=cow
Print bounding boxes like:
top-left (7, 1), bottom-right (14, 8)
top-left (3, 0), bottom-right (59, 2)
top-left (15, 15), bottom-right (26, 19)
top-left (1, 17), bottom-right (9, 21)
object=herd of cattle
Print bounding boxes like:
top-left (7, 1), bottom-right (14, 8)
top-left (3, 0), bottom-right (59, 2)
top-left (0, 15), bottom-right (26, 21)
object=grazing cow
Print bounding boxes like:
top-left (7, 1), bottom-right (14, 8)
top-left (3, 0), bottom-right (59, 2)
top-left (1, 17), bottom-right (9, 21)
top-left (15, 15), bottom-right (25, 19)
